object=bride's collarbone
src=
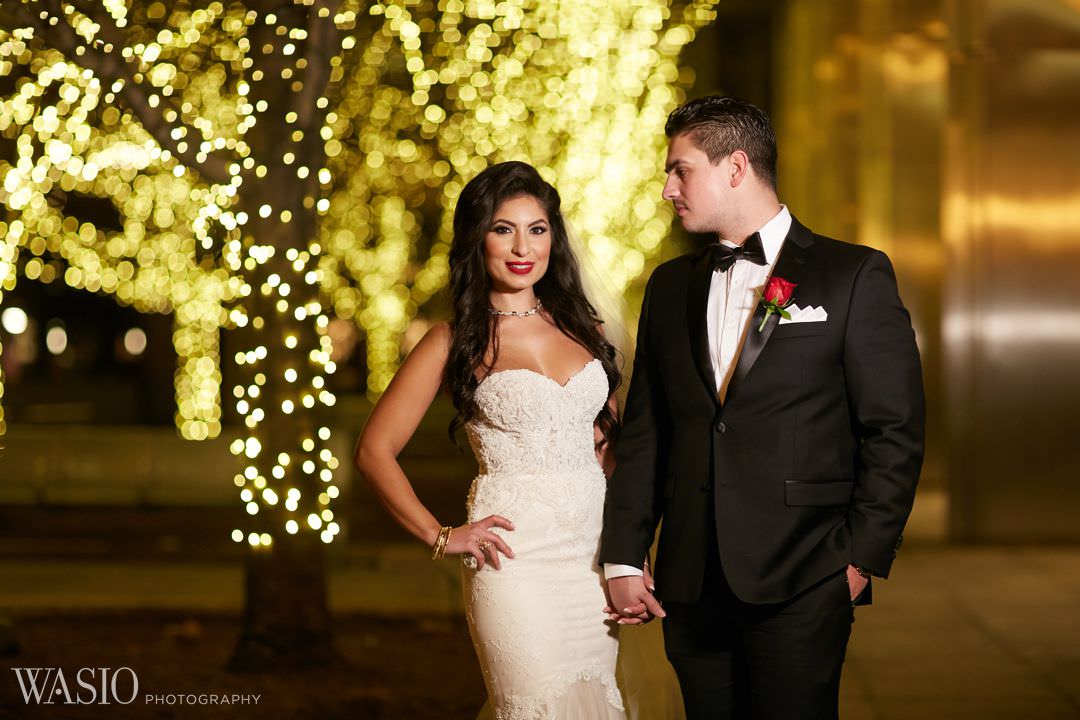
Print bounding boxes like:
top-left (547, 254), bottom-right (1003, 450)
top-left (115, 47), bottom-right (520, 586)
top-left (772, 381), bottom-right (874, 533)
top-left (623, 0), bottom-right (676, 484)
top-left (486, 325), bottom-right (595, 378)
top-left (483, 346), bottom-right (597, 387)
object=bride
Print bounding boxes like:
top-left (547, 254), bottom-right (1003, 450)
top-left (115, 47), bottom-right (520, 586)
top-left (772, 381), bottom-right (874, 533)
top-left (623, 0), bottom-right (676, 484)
top-left (356, 160), bottom-right (632, 718)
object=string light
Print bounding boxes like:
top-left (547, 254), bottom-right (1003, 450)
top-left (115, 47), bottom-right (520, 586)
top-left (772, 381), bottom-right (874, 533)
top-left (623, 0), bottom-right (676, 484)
top-left (0, 0), bottom-right (716, 544)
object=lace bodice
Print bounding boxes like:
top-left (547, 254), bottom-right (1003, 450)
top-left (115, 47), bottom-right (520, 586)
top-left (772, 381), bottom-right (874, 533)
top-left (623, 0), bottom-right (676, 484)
top-left (465, 358), bottom-right (608, 477)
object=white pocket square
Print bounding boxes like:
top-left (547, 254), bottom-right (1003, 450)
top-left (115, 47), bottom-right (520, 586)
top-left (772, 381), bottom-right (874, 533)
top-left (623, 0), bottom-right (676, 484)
top-left (779, 303), bottom-right (828, 324)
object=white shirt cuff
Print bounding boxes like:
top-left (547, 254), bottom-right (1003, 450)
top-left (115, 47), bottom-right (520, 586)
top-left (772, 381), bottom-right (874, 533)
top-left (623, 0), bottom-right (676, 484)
top-left (603, 563), bottom-right (644, 580)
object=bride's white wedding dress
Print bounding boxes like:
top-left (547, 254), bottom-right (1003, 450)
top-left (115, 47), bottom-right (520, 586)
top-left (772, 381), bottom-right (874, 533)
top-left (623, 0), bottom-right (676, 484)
top-left (463, 357), bottom-right (625, 719)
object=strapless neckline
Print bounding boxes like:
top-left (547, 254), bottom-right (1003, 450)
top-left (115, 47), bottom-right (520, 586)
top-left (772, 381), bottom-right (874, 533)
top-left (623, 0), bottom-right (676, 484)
top-left (479, 357), bottom-right (600, 390)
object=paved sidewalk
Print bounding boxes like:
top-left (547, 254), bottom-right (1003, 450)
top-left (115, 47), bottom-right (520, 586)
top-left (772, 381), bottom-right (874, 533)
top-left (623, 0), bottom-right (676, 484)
top-left (0, 543), bottom-right (465, 616)
top-left (2, 545), bottom-right (1079, 719)
top-left (840, 546), bottom-right (1080, 719)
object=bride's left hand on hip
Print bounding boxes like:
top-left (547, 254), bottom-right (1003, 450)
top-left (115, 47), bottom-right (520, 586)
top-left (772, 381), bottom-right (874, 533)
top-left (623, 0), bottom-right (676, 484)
top-left (448, 514), bottom-right (515, 570)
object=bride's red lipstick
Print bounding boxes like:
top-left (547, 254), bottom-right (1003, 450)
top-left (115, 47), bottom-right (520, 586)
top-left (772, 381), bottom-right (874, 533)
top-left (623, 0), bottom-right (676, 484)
top-left (506, 262), bottom-right (534, 275)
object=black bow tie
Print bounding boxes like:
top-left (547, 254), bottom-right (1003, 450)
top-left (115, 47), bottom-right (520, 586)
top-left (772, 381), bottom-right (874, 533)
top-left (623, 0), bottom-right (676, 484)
top-left (709, 232), bottom-right (767, 272)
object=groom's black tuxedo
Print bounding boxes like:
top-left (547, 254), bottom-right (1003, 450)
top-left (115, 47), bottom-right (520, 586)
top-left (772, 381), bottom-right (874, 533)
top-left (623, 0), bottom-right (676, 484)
top-left (601, 216), bottom-right (925, 606)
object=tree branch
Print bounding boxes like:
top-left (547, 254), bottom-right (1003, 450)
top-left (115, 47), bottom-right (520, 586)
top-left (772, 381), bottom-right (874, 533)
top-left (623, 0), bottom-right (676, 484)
top-left (295, 0), bottom-right (341, 129)
top-left (34, 0), bottom-right (230, 184)
top-left (0, 2), bottom-right (46, 36)
top-left (296, 0), bottom-right (342, 203)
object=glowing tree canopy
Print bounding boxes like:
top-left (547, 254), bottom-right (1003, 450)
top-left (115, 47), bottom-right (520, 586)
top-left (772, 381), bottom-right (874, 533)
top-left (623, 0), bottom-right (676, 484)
top-left (0, 0), bottom-right (716, 546)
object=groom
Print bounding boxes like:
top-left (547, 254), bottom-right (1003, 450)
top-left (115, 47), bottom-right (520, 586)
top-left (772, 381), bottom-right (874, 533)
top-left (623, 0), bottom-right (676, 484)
top-left (601, 96), bottom-right (925, 719)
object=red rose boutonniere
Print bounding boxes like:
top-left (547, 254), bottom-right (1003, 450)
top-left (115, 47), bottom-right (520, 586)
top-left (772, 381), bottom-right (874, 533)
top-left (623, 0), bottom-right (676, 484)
top-left (757, 276), bottom-right (797, 332)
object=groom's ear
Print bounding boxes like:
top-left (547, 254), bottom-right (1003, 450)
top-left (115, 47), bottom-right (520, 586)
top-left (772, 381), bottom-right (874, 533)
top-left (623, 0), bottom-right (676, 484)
top-left (728, 150), bottom-right (751, 187)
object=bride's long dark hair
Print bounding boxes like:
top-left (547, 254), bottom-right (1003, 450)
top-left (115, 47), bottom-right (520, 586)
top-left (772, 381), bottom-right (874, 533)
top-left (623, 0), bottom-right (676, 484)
top-left (445, 161), bottom-right (620, 446)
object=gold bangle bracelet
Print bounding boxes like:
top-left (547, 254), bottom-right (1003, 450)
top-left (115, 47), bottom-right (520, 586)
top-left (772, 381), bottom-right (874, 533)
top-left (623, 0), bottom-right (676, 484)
top-left (431, 527), bottom-right (444, 559)
top-left (431, 525), bottom-right (453, 560)
top-left (436, 526), bottom-right (452, 559)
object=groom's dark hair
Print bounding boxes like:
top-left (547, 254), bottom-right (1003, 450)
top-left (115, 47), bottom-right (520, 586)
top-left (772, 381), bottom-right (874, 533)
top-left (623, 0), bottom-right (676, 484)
top-left (665, 96), bottom-right (778, 191)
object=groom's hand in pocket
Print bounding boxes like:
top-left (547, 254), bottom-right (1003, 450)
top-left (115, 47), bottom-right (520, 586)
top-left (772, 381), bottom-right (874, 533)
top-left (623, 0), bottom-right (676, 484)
top-left (604, 575), bottom-right (665, 625)
top-left (846, 564), bottom-right (870, 602)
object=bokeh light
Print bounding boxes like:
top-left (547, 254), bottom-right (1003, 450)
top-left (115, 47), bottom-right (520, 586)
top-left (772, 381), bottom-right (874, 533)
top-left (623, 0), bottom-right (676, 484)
top-left (123, 326), bottom-right (148, 355)
top-left (1, 306), bottom-right (28, 334)
top-left (45, 323), bottom-right (68, 355)
top-left (0, 0), bottom-right (716, 542)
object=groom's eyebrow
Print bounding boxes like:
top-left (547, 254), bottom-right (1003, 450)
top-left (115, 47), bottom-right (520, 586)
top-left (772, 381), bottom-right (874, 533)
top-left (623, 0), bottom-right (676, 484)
top-left (664, 159), bottom-right (686, 173)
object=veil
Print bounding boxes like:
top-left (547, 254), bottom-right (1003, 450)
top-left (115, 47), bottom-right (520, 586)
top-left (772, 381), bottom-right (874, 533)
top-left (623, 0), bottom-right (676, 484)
top-left (565, 221), bottom-right (633, 380)
top-left (567, 222), bottom-right (686, 720)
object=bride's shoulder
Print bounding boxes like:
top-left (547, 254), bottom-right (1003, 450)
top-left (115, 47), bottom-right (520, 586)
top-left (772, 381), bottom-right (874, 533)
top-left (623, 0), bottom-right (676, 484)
top-left (407, 322), bottom-right (452, 364)
top-left (426, 321), bottom-right (452, 344)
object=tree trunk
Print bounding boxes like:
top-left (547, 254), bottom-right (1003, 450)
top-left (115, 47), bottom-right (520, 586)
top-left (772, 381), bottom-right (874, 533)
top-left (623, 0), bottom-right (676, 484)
top-left (228, 535), bottom-right (338, 671)
top-left (228, 0), bottom-right (343, 672)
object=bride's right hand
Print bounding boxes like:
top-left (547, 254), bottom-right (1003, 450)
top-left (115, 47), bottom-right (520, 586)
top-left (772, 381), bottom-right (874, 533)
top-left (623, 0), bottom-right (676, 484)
top-left (445, 515), bottom-right (515, 570)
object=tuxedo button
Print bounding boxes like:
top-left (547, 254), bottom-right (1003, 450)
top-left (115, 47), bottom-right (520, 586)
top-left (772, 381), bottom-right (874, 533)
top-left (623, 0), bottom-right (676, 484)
top-left (715, 421), bottom-right (727, 433)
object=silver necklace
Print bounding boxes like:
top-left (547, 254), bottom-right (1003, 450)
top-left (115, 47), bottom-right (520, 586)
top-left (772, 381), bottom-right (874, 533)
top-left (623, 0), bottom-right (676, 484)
top-left (488, 299), bottom-right (542, 318)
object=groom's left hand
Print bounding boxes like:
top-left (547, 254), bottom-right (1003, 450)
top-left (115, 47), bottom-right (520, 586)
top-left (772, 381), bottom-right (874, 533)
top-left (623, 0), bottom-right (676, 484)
top-left (846, 564), bottom-right (870, 602)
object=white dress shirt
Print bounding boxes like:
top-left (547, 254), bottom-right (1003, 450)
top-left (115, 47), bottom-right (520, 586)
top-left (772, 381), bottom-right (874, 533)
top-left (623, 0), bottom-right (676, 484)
top-left (707, 206), bottom-right (790, 400)
top-left (604, 206), bottom-right (792, 581)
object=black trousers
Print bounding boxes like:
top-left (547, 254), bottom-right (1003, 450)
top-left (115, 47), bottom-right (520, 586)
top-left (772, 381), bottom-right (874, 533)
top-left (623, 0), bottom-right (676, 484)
top-left (662, 549), bottom-right (854, 720)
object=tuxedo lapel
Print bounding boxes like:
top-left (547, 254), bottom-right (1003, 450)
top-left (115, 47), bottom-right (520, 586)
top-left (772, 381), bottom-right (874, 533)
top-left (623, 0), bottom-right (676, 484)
top-left (686, 247), bottom-right (718, 406)
top-left (726, 218), bottom-right (816, 402)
